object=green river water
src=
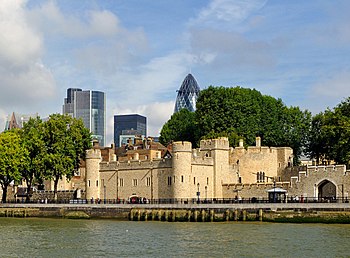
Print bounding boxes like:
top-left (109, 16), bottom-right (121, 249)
top-left (0, 218), bottom-right (349, 257)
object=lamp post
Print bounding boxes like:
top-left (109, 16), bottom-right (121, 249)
top-left (197, 183), bottom-right (200, 204)
top-left (104, 185), bottom-right (106, 204)
top-left (205, 186), bottom-right (207, 202)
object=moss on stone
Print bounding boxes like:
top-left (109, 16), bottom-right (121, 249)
top-left (64, 211), bottom-right (90, 219)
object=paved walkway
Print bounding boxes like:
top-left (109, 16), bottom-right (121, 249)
top-left (2, 202), bottom-right (350, 210)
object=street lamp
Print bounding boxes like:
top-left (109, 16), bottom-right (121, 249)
top-left (104, 185), bottom-right (106, 204)
top-left (197, 183), bottom-right (200, 204)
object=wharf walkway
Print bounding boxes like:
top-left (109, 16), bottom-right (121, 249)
top-left (2, 202), bottom-right (350, 222)
top-left (2, 202), bottom-right (350, 210)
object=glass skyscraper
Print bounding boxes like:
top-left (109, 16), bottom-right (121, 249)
top-left (114, 114), bottom-right (147, 147)
top-left (63, 88), bottom-right (106, 146)
top-left (174, 73), bottom-right (200, 113)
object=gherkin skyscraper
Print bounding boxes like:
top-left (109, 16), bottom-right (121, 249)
top-left (174, 73), bottom-right (200, 113)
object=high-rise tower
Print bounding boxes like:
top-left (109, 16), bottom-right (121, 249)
top-left (114, 114), bottom-right (147, 147)
top-left (63, 88), bottom-right (106, 146)
top-left (174, 73), bottom-right (200, 113)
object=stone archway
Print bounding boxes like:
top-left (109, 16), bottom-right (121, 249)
top-left (318, 180), bottom-right (336, 200)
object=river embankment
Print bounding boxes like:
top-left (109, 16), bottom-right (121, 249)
top-left (2, 203), bottom-right (350, 223)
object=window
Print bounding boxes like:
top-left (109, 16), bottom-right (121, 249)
top-left (257, 172), bottom-right (265, 183)
top-left (181, 175), bottom-right (184, 183)
top-left (96, 180), bottom-right (98, 187)
top-left (133, 179), bottom-right (138, 186)
top-left (194, 177), bottom-right (196, 185)
top-left (207, 177), bottom-right (209, 185)
top-left (173, 176), bottom-right (176, 183)
top-left (168, 176), bottom-right (172, 186)
top-left (88, 180), bottom-right (90, 187)
top-left (119, 178), bottom-right (124, 187)
top-left (146, 177), bottom-right (151, 186)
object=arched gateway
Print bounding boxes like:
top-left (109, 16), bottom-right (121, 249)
top-left (317, 179), bottom-right (336, 200)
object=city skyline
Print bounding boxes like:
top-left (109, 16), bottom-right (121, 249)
top-left (1, 1), bottom-right (350, 145)
top-left (63, 88), bottom-right (106, 146)
top-left (114, 114), bottom-right (147, 148)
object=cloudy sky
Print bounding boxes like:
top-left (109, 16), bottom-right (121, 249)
top-left (1, 0), bottom-right (350, 145)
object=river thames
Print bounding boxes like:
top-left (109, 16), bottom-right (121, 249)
top-left (0, 218), bottom-right (350, 257)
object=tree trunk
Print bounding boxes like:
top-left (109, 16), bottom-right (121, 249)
top-left (53, 177), bottom-right (59, 202)
top-left (2, 184), bottom-right (8, 203)
top-left (26, 179), bottom-right (32, 203)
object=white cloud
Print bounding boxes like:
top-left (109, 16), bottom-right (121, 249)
top-left (0, 0), bottom-right (42, 66)
top-left (27, 1), bottom-right (120, 38)
top-left (0, 0), bottom-right (56, 114)
top-left (191, 0), bottom-right (267, 26)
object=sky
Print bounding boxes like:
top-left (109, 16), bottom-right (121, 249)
top-left (1, 0), bottom-right (350, 145)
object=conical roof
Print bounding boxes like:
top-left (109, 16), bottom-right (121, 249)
top-left (174, 74), bottom-right (200, 113)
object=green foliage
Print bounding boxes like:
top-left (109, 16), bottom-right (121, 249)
top-left (305, 112), bottom-right (328, 164)
top-left (280, 106), bottom-right (312, 164)
top-left (20, 117), bottom-right (46, 201)
top-left (42, 114), bottom-right (92, 200)
top-left (195, 86), bottom-right (311, 163)
top-left (306, 97), bottom-right (350, 166)
top-left (159, 109), bottom-right (199, 147)
top-left (0, 130), bottom-right (28, 202)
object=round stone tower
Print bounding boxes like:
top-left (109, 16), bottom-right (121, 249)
top-left (85, 148), bottom-right (101, 201)
top-left (172, 141), bottom-right (192, 198)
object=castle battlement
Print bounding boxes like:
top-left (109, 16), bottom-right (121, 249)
top-left (224, 182), bottom-right (291, 190)
top-left (86, 149), bottom-right (101, 159)
top-left (99, 158), bottom-right (172, 171)
top-left (231, 146), bottom-right (279, 156)
top-left (200, 137), bottom-right (229, 150)
top-left (172, 141), bottom-right (192, 152)
top-left (306, 165), bottom-right (347, 174)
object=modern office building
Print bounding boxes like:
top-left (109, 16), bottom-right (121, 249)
top-left (63, 88), bottom-right (106, 146)
top-left (174, 73), bottom-right (200, 113)
top-left (114, 114), bottom-right (147, 147)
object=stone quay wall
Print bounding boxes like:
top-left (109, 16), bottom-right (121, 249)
top-left (2, 203), bottom-right (350, 223)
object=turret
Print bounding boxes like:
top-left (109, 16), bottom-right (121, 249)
top-left (200, 137), bottom-right (230, 198)
top-left (85, 148), bottom-right (101, 201)
top-left (172, 141), bottom-right (192, 198)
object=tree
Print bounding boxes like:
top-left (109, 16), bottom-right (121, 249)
top-left (160, 108), bottom-right (199, 147)
top-left (195, 86), bottom-right (311, 162)
top-left (20, 117), bottom-right (46, 202)
top-left (305, 112), bottom-right (328, 165)
top-left (323, 99), bottom-right (350, 165)
top-left (280, 106), bottom-right (312, 164)
top-left (42, 114), bottom-right (91, 200)
top-left (0, 130), bottom-right (28, 203)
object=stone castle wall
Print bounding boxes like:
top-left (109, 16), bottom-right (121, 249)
top-left (83, 137), bottom-right (295, 201)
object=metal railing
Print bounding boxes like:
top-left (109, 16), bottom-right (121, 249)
top-left (2, 196), bottom-right (349, 205)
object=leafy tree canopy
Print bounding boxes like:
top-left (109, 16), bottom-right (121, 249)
top-left (42, 114), bottom-right (92, 200)
top-left (161, 86), bottom-right (311, 164)
top-left (0, 130), bottom-right (28, 202)
top-left (307, 97), bottom-right (350, 166)
top-left (20, 117), bottom-right (46, 201)
top-left (160, 108), bottom-right (198, 147)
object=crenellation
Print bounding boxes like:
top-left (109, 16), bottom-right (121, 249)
top-left (172, 141), bottom-right (192, 152)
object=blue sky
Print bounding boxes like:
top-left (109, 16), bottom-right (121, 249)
top-left (1, 0), bottom-right (350, 144)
